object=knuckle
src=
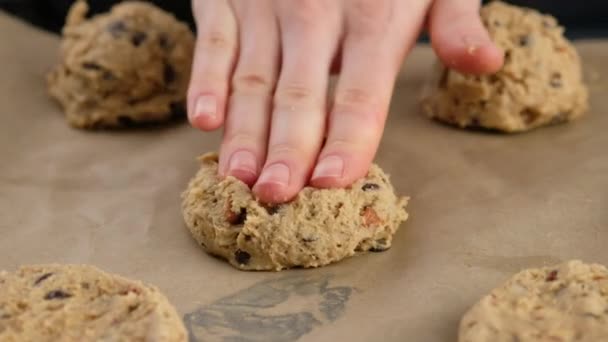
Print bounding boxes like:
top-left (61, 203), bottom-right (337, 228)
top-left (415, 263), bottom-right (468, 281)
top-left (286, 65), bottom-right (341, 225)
top-left (289, 0), bottom-right (324, 22)
top-left (348, 0), bottom-right (391, 36)
top-left (322, 139), bottom-right (372, 158)
top-left (330, 105), bottom-right (384, 130)
top-left (281, 0), bottom-right (333, 33)
top-left (274, 83), bottom-right (316, 107)
top-left (232, 72), bottom-right (274, 95)
top-left (199, 30), bottom-right (234, 50)
top-left (334, 87), bottom-right (377, 109)
top-left (224, 133), bottom-right (259, 148)
top-left (267, 143), bottom-right (302, 158)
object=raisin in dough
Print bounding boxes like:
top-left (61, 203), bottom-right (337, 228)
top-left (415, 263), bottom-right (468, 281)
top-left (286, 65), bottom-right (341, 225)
top-left (181, 153), bottom-right (409, 271)
top-left (421, 1), bottom-right (588, 132)
top-left (459, 260), bottom-right (608, 342)
top-left (47, 0), bottom-right (194, 128)
top-left (0, 264), bottom-right (186, 342)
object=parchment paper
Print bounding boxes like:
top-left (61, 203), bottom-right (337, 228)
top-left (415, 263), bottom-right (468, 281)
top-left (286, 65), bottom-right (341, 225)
top-left (0, 13), bottom-right (606, 342)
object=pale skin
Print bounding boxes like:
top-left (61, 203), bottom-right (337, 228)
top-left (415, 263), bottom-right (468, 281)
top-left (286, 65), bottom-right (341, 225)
top-left (188, 0), bottom-right (504, 204)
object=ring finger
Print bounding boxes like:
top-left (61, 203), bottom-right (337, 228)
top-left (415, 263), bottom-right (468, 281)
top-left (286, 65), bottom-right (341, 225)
top-left (219, 0), bottom-right (279, 186)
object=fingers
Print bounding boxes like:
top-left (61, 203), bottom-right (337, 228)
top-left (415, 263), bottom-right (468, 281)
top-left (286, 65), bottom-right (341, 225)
top-left (218, 0), bottom-right (279, 186)
top-left (311, 0), bottom-right (428, 188)
top-left (187, 0), bottom-right (238, 131)
top-left (429, 0), bottom-right (504, 74)
top-left (253, 1), bottom-right (341, 203)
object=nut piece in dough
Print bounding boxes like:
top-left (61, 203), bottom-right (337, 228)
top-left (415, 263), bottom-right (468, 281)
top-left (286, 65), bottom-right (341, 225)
top-left (459, 260), bottom-right (608, 342)
top-left (47, 0), bottom-right (194, 128)
top-left (0, 264), bottom-right (186, 341)
top-left (421, 1), bottom-right (588, 132)
top-left (181, 153), bottom-right (409, 271)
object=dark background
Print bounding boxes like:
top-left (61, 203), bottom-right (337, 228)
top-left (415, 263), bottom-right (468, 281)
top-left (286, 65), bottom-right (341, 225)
top-left (1, 0), bottom-right (607, 39)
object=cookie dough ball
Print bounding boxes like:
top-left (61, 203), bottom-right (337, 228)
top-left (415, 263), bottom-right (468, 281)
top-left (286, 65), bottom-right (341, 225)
top-left (459, 260), bottom-right (608, 342)
top-left (422, 1), bottom-right (588, 133)
top-left (182, 153), bottom-right (409, 271)
top-left (0, 264), bottom-right (186, 341)
top-left (47, 1), bottom-right (194, 128)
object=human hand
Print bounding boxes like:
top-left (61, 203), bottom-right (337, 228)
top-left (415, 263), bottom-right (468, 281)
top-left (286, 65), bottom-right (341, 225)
top-left (188, 0), bottom-right (503, 203)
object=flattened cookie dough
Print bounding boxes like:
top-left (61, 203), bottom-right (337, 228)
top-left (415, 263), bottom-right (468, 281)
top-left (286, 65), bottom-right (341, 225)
top-left (0, 264), bottom-right (186, 342)
top-left (47, 1), bottom-right (194, 128)
top-left (459, 260), bottom-right (608, 342)
top-left (422, 1), bottom-right (588, 132)
top-left (182, 153), bottom-right (409, 271)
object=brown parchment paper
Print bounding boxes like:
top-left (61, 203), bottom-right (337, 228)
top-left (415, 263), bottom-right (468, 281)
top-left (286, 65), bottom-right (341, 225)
top-left (1, 12), bottom-right (607, 342)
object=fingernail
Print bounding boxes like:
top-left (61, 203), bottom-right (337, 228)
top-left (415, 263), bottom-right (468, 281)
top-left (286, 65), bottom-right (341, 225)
top-left (193, 94), bottom-right (216, 120)
top-left (228, 150), bottom-right (257, 177)
top-left (312, 156), bottom-right (344, 180)
top-left (257, 163), bottom-right (290, 187)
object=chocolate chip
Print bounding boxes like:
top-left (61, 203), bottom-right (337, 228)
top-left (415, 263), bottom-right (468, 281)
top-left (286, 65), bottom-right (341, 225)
top-left (333, 202), bottom-right (343, 218)
top-left (120, 287), bottom-right (142, 296)
top-left (546, 270), bottom-right (558, 282)
top-left (44, 290), bottom-right (72, 300)
top-left (235, 249), bottom-right (251, 265)
top-left (34, 272), bottom-right (54, 286)
top-left (542, 20), bottom-right (555, 28)
top-left (81, 282), bottom-right (90, 289)
top-left (102, 71), bottom-right (114, 81)
top-left (302, 237), bottom-right (317, 243)
top-left (264, 205), bottom-right (281, 215)
top-left (117, 115), bottom-right (135, 127)
top-left (128, 304), bottom-right (139, 313)
top-left (370, 238), bottom-right (389, 252)
top-left (550, 73), bottom-right (562, 88)
top-left (520, 108), bottom-right (540, 124)
top-left (227, 207), bottom-right (247, 225)
top-left (107, 21), bottom-right (127, 37)
top-left (169, 101), bottom-right (186, 118)
top-left (82, 62), bottom-right (102, 70)
top-left (370, 245), bottom-right (389, 253)
top-left (438, 69), bottom-right (449, 88)
top-left (550, 112), bottom-right (568, 125)
top-left (244, 234), bottom-right (252, 241)
top-left (131, 31), bottom-right (147, 46)
top-left (518, 35), bottom-right (531, 46)
top-left (82, 62), bottom-right (114, 80)
top-left (163, 63), bottom-right (176, 84)
top-left (362, 183), bottom-right (380, 191)
top-left (470, 117), bottom-right (481, 127)
top-left (158, 34), bottom-right (170, 50)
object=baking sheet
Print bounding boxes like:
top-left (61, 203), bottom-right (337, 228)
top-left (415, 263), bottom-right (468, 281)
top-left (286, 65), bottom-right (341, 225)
top-left (0, 12), bottom-right (606, 342)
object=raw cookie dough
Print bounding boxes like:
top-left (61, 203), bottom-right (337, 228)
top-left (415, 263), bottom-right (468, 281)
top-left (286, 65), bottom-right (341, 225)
top-left (181, 153), bottom-right (409, 271)
top-left (0, 264), bottom-right (186, 342)
top-left (47, 0), bottom-right (194, 128)
top-left (421, 1), bottom-right (588, 132)
top-left (459, 260), bottom-right (608, 342)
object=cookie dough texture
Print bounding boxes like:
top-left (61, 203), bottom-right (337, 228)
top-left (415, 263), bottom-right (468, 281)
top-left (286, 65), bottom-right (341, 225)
top-left (47, 1), bottom-right (194, 128)
top-left (0, 264), bottom-right (186, 342)
top-left (182, 153), bottom-right (409, 271)
top-left (422, 1), bottom-right (588, 132)
top-left (459, 260), bottom-right (608, 342)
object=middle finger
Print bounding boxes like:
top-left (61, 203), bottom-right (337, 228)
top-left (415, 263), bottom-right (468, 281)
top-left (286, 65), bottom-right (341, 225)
top-left (253, 1), bottom-right (342, 203)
